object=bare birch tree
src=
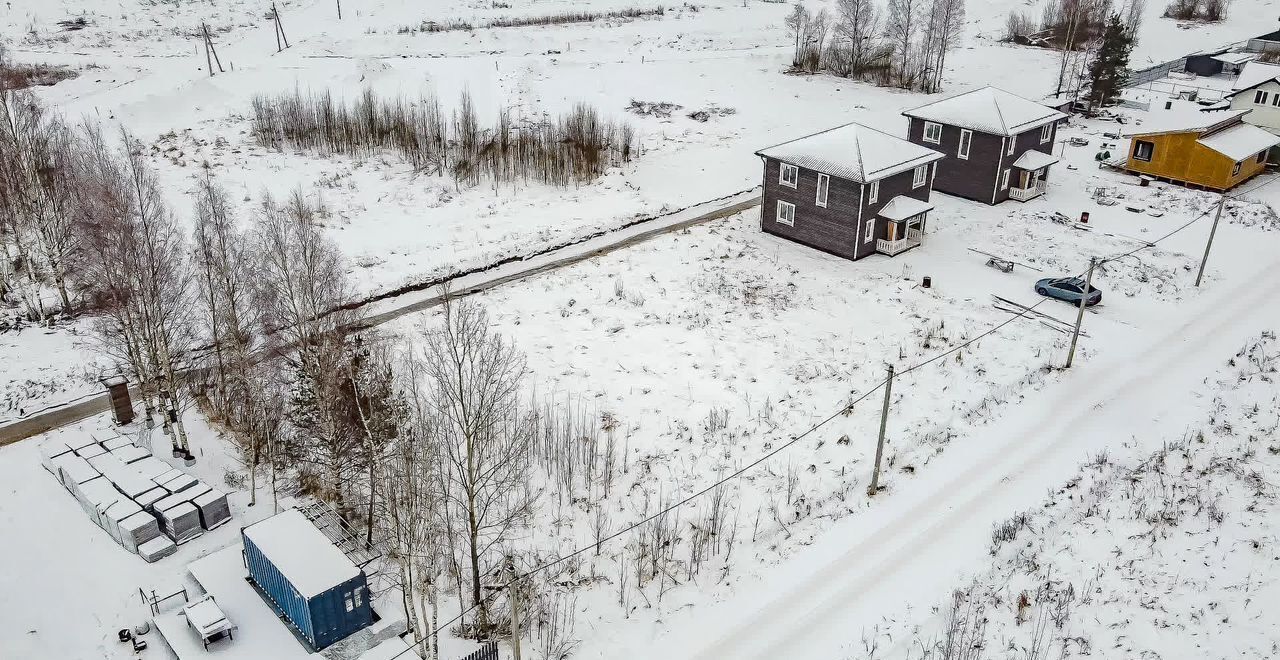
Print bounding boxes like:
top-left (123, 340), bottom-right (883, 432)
top-left (887, 0), bottom-right (924, 87)
top-left (421, 295), bottom-right (534, 636)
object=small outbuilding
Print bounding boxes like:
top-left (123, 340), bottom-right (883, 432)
top-left (1225, 61), bottom-right (1280, 138)
top-left (242, 508), bottom-right (373, 651)
top-left (1121, 108), bottom-right (1280, 191)
top-left (755, 122), bottom-right (945, 261)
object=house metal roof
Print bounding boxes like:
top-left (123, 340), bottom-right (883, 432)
top-left (1122, 106), bottom-right (1249, 137)
top-left (1196, 123), bottom-right (1280, 161)
top-left (755, 122), bottom-right (944, 184)
top-left (902, 86), bottom-right (1068, 137)
top-left (1229, 61), bottom-right (1280, 95)
top-left (1011, 150), bottom-right (1060, 171)
top-left (877, 196), bottom-right (933, 221)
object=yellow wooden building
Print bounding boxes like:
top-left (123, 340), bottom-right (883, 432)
top-left (1122, 109), bottom-right (1279, 191)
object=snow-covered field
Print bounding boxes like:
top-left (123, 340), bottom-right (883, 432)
top-left (4, 0), bottom-right (1280, 658)
top-left (862, 332), bottom-right (1280, 659)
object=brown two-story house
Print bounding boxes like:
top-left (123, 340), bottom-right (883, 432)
top-left (903, 87), bottom-right (1067, 204)
top-left (755, 122), bottom-right (945, 261)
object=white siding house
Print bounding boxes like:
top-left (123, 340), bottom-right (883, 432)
top-left (1228, 62), bottom-right (1280, 136)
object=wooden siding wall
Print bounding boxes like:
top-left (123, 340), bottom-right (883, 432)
top-left (760, 158), bottom-right (863, 260)
top-left (759, 158), bottom-right (936, 260)
top-left (1125, 131), bottom-right (1268, 190)
top-left (906, 118), bottom-right (1001, 203)
top-left (997, 122), bottom-right (1059, 202)
top-left (857, 163), bottom-right (936, 258)
top-left (906, 118), bottom-right (1059, 204)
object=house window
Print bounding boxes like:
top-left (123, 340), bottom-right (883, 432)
top-left (345, 594), bottom-right (354, 612)
top-left (816, 173), bottom-right (829, 207)
top-left (354, 587), bottom-right (364, 608)
top-left (1232, 161), bottom-right (1242, 176)
top-left (1007, 134), bottom-right (1016, 156)
top-left (1256, 90), bottom-right (1270, 105)
top-left (1133, 140), bottom-right (1154, 162)
top-left (1040, 124), bottom-right (1052, 143)
top-left (776, 200), bottom-right (795, 226)
top-left (1000, 168), bottom-right (1011, 190)
top-left (779, 163), bottom-right (798, 188)
top-left (912, 164), bottom-right (927, 188)
top-left (864, 218), bottom-right (875, 244)
top-left (1273, 94), bottom-right (1280, 108)
top-left (923, 121), bottom-right (942, 144)
top-left (869, 180), bottom-right (880, 204)
top-left (958, 130), bottom-right (972, 160)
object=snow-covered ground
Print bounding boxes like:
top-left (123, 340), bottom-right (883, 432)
top-left (861, 331), bottom-right (1280, 659)
top-left (4, 0), bottom-right (1280, 658)
top-left (0, 318), bottom-right (113, 421)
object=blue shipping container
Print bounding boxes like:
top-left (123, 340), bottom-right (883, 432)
top-left (242, 509), bottom-right (373, 650)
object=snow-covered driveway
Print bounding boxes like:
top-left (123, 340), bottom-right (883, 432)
top-left (658, 251), bottom-right (1280, 659)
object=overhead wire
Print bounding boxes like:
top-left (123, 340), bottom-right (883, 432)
top-left (385, 169), bottom-right (1280, 660)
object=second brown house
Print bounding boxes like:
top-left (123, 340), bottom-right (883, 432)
top-left (755, 122), bottom-right (945, 261)
top-left (903, 86), bottom-right (1067, 205)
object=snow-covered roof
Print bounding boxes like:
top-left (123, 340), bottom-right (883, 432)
top-left (755, 122), bottom-right (944, 184)
top-left (184, 596), bottom-right (233, 637)
top-left (1123, 107), bottom-right (1248, 137)
top-left (902, 86), bottom-right (1067, 137)
top-left (243, 508), bottom-right (361, 598)
top-left (877, 196), bottom-right (933, 221)
top-left (1011, 150), bottom-right (1060, 171)
top-left (1211, 52), bottom-right (1255, 66)
top-left (1230, 61), bottom-right (1280, 94)
top-left (1197, 123), bottom-right (1280, 161)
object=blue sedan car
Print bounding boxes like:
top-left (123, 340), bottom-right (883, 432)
top-left (1035, 276), bottom-right (1102, 306)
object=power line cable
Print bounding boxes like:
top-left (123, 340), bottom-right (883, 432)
top-left (387, 172), bottom-right (1280, 659)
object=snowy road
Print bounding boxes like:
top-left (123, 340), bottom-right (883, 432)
top-left (658, 253), bottom-right (1280, 659)
top-left (0, 191), bottom-right (760, 447)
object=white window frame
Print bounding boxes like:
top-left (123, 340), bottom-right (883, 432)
top-left (868, 179), bottom-right (880, 204)
top-left (815, 173), bottom-right (829, 207)
top-left (1273, 94), bottom-right (1280, 108)
top-left (1000, 168), bottom-right (1011, 190)
top-left (1040, 124), bottom-right (1052, 143)
top-left (912, 164), bottom-right (927, 189)
top-left (958, 129), bottom-right (972, 160)
top-left (1007, 134), bottom-right (1016, 156)
top-left (776, 200), bottom-right (795, 226)
top-left (779, 163), bottom-right (798, 188)
top-left (863, 218), bottom-right (875, 244)
top-left (1256, 90), bottom-right (1270, 105)
top-left (923, 121), bottom-right (942, 144)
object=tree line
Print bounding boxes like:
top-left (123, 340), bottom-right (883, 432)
top-left (4, 73), bottom-right (713, 657)
top-left (250, 88), bottom-right (637, 191)
top-left (784, 0), bottom-right (966, 93)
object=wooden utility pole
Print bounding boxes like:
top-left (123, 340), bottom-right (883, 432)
top-left (1066, 256), bottom-right (1097, 368)
top-left (202, 23), bottom-right (225, 75)
top-left (1195, 193), bottom-right (1227, 287)
top-left (273, 2), bottom-right (290, 51)
top-left (867, 365), bottom-right (894, 496)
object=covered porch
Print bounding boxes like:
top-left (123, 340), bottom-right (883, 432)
top-left (875, 196), bottom-right (931, 257)
top-left (1008, 150), bottom-right (1058, 202)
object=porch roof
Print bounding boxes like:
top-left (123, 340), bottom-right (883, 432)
top-left (877, 195), bottom-right (933, 222)
top-left (1011, 150), bottom-right (1059, 171)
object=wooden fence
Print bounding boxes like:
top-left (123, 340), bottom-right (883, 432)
top-left (459, 641), bottom-right (499, 660)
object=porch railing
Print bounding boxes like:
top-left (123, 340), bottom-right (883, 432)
top-left (1009, 180), bottom-right (1048, 202)
top-left (876, 228), bottom-right (923, 257)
